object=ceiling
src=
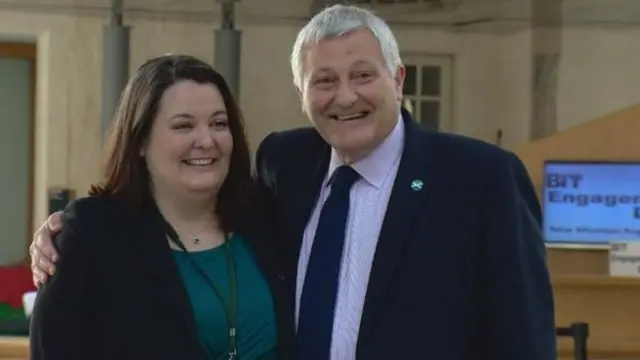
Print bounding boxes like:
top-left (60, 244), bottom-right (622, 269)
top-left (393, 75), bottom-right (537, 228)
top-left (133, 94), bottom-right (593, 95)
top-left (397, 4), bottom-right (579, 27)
top-left (0, 0), bottom-right (639, 31)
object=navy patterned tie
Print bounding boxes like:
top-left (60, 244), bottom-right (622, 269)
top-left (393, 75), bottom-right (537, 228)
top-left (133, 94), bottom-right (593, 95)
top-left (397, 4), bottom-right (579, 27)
top-left (296, 165), bottom-right (360, 360)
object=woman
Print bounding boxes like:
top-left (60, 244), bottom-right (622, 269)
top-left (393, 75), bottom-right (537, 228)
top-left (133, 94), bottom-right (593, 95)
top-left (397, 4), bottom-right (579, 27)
top-left (29, 55), bottom-right (292, 360)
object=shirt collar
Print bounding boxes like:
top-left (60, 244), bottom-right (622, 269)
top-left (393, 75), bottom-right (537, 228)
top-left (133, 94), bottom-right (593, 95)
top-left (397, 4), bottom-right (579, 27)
top-left (326, 113), bottom-right (405, 189)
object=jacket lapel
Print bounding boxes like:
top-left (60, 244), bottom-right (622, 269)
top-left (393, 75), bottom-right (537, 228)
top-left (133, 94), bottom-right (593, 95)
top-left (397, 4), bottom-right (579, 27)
top-left (357, 110), bottom-right (435, 343)
top-left (132, 208), bottom-right (198, 340)
top-left (287, 141), bottom-right (330, 285)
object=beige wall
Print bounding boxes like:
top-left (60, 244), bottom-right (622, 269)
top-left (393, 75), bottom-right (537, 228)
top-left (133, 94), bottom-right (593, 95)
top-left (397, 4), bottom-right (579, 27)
top-left (557, 26), bottom-right (640, 130)
top-left (2, 7), bottom-right (639, 234)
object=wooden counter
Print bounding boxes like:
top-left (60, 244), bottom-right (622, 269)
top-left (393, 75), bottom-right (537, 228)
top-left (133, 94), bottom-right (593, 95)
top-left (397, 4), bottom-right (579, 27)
top-left (0, 336), bottom-right (28, 360)
top-left (554, 275), bottom-right (640, 359)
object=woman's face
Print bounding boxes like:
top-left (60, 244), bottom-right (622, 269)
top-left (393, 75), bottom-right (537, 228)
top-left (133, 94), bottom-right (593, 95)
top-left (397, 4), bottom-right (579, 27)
top-left (142, 79), bottom-right (233, 198)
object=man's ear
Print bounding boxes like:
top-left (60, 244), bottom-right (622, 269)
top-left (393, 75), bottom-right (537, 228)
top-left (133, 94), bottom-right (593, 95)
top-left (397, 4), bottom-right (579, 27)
top-left (394, 65), bottom-right (406, 101)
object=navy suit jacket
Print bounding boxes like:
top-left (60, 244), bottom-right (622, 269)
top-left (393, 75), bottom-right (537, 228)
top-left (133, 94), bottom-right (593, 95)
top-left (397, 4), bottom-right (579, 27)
top-left (254, 109), bottom-right (557, 359)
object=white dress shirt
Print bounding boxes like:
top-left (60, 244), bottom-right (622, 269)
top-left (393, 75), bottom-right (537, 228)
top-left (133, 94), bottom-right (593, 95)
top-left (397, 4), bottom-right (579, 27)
top-left (295, 115), bottom-right (405, 360)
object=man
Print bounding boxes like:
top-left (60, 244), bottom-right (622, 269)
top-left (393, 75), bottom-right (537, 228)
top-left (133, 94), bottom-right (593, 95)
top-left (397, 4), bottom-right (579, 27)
top-left (30, 4), bottom-right (556, 360)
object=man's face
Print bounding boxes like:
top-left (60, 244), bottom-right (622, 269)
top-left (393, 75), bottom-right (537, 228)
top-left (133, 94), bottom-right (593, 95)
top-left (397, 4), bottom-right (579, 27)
top-left (298, 29), bottom-right (405, 163)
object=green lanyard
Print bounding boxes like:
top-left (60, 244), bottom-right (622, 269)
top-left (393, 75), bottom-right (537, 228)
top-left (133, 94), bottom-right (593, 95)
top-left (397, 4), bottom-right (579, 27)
top-left (159, 212), bottom-right (238, 360)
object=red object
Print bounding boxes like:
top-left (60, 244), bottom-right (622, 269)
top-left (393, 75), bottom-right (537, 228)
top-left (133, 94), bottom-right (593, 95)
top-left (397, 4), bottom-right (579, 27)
top-left (0, 266), bottom-right (36, 309)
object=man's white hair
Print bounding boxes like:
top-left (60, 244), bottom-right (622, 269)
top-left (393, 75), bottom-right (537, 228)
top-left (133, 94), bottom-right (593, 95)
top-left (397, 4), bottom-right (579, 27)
top-left (290, 4), bottom-right (402, 90)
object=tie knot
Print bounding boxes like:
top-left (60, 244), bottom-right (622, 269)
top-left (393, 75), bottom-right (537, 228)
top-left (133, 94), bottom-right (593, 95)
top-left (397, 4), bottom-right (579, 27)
top-left (330, 165), bottom-right (360, 193)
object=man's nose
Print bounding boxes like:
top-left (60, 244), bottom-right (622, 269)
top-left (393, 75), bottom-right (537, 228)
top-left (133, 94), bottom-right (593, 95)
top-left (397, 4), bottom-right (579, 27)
top-left (334, 82), bottom-right (358, 107)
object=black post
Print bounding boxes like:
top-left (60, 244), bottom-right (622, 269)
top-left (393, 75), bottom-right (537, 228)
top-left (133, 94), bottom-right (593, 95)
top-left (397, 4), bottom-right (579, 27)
top-left (571, 322), bottom-right (589, 360)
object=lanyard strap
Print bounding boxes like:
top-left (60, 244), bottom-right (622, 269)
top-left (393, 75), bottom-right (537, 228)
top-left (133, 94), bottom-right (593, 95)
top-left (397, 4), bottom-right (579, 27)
top-left (157, 210), bottom-right (238, 359)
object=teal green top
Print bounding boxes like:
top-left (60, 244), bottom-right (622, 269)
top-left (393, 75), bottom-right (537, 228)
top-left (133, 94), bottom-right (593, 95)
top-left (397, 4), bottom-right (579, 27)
top-left (172, 234), bottom-right (277, 360)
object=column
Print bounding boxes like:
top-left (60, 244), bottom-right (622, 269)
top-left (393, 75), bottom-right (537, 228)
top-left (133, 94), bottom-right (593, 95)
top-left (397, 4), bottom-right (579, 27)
top-left (102, 0), bottom-right (130, 140)
top-left (215, 0), bottom-right (241, 101)
top-left (530, 0), bottom-right (562, 140)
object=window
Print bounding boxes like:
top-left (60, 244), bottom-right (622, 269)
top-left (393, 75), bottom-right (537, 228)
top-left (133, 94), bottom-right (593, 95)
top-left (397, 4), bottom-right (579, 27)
top-left (401, 55), bottom-right (453, 131)
top-left (0, 42), bottom-right (36, 265)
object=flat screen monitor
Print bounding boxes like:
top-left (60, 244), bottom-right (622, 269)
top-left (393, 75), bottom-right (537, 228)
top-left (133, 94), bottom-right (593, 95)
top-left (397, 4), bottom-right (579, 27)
top-left (542, 160), bottom-right (640, 247)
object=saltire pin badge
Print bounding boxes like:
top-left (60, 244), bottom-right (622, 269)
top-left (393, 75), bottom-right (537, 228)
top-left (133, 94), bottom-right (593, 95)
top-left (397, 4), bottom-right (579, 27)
top-left (410, 179), bottom-right (423, 191)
